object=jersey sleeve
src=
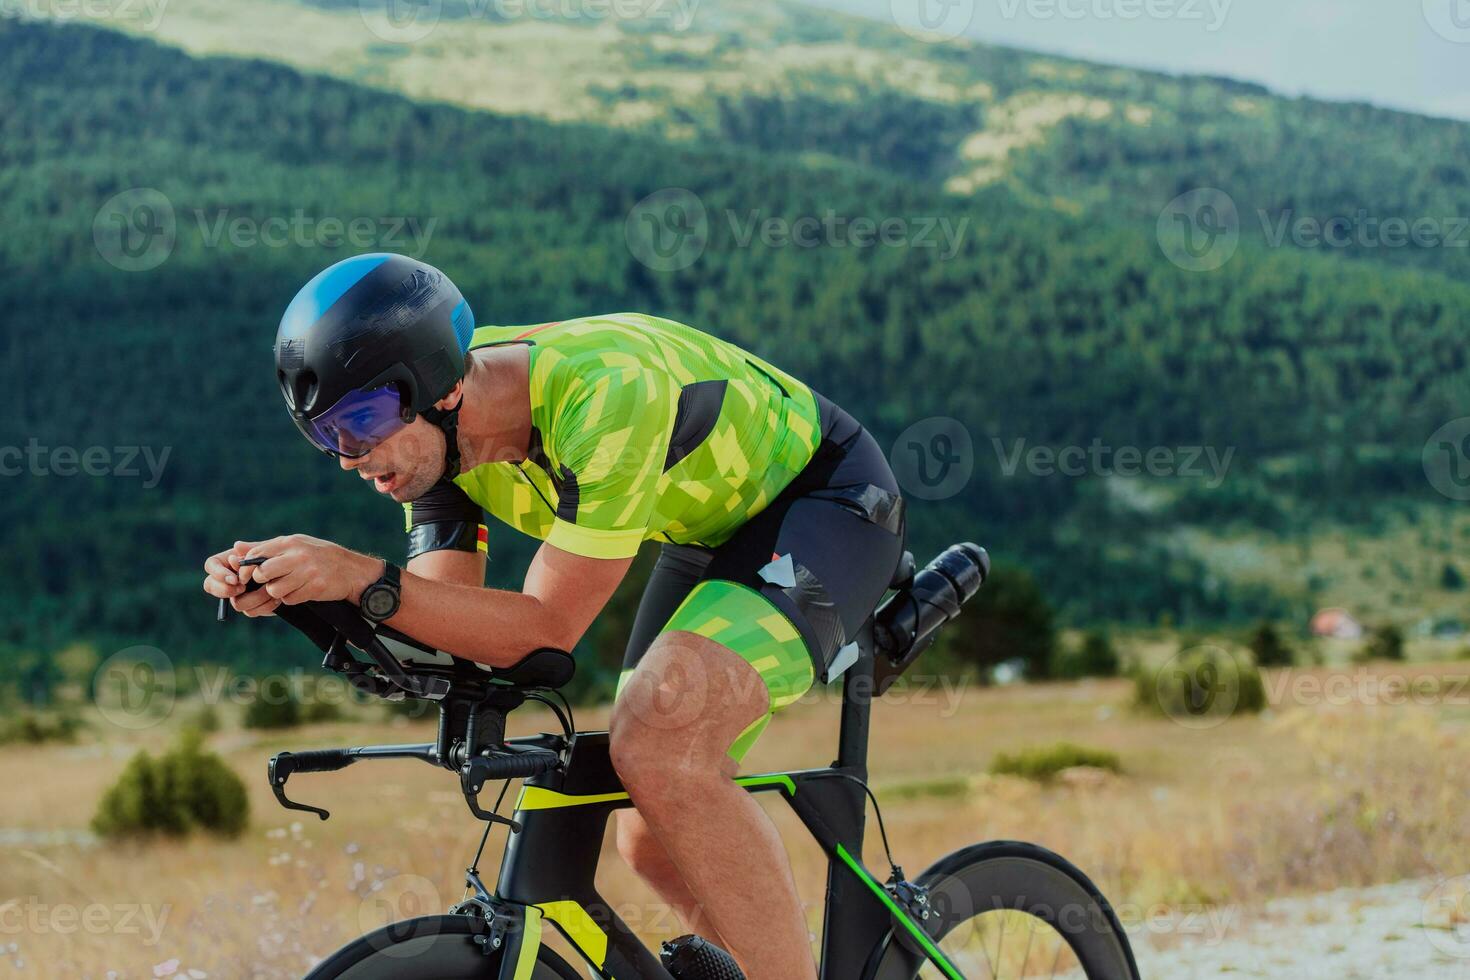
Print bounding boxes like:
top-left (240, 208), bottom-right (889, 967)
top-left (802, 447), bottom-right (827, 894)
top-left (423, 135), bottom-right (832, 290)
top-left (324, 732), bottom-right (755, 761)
top-left (402, 479), bottom-right (488, 560)
top-left (543, 361), bottom-right (674, 560)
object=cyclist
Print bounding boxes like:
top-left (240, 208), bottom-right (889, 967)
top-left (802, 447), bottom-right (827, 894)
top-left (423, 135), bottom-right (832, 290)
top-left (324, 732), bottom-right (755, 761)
top-left (202, 253), bottom-right (905, 980)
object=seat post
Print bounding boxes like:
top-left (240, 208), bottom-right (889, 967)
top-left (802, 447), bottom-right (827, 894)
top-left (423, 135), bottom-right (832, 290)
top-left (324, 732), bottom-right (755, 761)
top-left (834, 634), bottom-right (875, 777)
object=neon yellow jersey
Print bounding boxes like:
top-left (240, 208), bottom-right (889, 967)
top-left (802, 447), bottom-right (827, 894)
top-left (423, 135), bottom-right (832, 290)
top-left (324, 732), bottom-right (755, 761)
top-left (449, 313), bottom-right (821, 560)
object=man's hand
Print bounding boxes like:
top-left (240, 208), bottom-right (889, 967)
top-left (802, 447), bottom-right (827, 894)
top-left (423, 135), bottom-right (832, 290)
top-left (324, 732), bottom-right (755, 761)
top-left (202, 535), bottom-right (382, 616)
top-left (203, 542), bottom-right (280, 617)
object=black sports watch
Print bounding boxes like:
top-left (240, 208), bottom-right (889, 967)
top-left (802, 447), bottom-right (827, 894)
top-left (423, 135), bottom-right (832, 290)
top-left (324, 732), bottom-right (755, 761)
top-left (360, 561), bottom-right (402, 623)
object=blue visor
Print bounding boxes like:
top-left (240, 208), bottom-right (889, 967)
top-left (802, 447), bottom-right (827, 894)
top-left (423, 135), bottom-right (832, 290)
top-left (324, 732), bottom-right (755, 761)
top-left (294, 385), bottom-right (408, 458)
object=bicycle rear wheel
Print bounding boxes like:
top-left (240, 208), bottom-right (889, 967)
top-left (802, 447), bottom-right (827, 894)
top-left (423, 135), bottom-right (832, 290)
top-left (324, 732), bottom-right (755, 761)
top-left (305, 913), bottom-right (584, 979)
top-left (868, 841), bottom-right (1140, 980)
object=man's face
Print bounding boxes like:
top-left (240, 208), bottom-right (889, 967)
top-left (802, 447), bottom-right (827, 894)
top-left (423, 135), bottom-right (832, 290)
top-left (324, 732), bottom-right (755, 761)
top-left (338, 416), bottom-right (445, 503)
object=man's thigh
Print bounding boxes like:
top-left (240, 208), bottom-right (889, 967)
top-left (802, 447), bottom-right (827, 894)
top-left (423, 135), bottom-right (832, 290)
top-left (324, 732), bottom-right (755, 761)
top-left (612, 627), bottom-right (775, 780)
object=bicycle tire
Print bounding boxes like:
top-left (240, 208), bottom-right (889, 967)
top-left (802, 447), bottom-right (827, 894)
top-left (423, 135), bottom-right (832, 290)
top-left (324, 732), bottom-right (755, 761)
top-left (866, 841), bottom-right (1140, 980)
top-left (305, 913), bottom-right (585, 979)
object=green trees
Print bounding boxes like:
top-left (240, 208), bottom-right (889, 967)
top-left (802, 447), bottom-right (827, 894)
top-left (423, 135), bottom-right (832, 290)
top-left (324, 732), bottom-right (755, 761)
top-left (2, 20), bottom-right (1469, 678)
top-left (942, 565), bottom-right (1057, 679)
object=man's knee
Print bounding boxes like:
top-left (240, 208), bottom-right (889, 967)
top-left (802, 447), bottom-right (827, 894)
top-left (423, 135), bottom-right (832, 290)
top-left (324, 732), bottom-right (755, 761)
top-left (609, 707), bottom-right (682, 798)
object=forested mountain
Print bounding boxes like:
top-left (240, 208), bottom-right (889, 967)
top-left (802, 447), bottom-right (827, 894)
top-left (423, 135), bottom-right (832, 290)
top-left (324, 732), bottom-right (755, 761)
top-left (50, 0), bottom-right (1470, 278)
top-left (2, 20), bottom-right (1468, 678)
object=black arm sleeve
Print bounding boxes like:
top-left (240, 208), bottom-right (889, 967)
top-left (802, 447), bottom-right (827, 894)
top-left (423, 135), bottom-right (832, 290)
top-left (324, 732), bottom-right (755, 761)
top-left (405, 480), bottom-right (486, 560)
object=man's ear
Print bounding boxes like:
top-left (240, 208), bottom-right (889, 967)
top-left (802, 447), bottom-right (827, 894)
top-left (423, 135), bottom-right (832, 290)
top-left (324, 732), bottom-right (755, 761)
top-left (435, 381), bottom-right (464, 413)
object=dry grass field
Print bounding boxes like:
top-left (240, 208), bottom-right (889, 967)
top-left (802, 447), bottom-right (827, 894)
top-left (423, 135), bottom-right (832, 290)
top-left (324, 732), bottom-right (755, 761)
top-left (3, 657), bottom-right (1469, 977)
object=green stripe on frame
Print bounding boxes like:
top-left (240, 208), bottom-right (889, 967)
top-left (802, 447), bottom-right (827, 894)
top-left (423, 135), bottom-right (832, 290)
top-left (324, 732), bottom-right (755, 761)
top-left (834, 843), bottom-right (965, 980)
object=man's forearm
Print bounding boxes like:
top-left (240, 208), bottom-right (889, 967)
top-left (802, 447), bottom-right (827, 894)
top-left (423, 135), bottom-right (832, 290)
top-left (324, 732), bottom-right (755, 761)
top-left (347, 554), bottom-right (568, 667)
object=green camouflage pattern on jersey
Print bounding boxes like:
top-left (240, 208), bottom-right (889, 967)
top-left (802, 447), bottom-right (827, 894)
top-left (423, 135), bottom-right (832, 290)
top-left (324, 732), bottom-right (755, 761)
top-left (450, 313), bottom-right (821, 560)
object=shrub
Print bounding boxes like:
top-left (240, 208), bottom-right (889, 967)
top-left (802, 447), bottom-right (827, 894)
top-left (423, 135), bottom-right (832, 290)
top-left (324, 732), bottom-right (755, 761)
top-left (1357, 624), bottom-right (1406, 663)
top-left (1134, 646), bottom-right (1266, 720)
top-left (1442, 563), bottom-right (1465, 591)
top-left (92, 729), bottom-right (248, 839)
top-left (0, 710), bottom-right (83, 745)
top-left (300, 698), bottom-right (345, 724)
top-left (991, 742), bottom-right (1122, 781)
top-left (189, 703), bottom-right (222, 734)
top-left (1249, 621), bottom-right (1293, 668)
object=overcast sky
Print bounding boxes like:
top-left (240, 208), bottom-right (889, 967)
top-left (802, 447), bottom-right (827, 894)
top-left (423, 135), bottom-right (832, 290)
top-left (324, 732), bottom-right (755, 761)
top-left (800, 0), bottom-right (1470, 122)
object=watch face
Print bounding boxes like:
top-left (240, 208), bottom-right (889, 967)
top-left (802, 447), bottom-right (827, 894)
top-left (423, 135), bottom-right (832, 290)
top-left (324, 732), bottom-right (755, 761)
top-left (364, 586), bottom-right (397, 619)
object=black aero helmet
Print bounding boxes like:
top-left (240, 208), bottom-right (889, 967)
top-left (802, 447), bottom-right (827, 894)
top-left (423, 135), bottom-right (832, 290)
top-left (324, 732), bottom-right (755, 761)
top-left (275, 253), bottom-right (475, 473)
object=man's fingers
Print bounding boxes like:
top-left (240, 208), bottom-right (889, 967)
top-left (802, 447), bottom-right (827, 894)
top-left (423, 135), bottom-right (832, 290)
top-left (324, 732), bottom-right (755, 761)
top-left (244, 536), bottom-right (293, 562)
top-left (204, 553), bottom-right (240, 587)
top-left (264, 570), bottom-right (306, 601)
top-left (202, 575), bottom-right (245, 599)
top-left (231, 591), bottom-right (280, 617)
top-left (274, 577), bottom-right (315, 606)
top-left (255, 553), bottom-right (296, 583)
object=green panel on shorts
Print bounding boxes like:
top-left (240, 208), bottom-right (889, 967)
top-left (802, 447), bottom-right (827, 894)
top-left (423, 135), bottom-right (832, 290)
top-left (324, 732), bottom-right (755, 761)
top-left (662, 580), bottom-right (815, 711)
top-left (614, 580), bottom-right (814, 763)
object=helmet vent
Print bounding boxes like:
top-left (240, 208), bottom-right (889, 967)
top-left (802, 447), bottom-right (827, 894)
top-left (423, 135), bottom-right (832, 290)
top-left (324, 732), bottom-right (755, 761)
top-left (277, 339), bottom-right (305, 370)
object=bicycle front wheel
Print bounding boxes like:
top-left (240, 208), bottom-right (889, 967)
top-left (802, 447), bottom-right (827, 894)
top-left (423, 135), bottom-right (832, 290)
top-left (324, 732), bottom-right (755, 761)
top-left (305, 913), bottom-right (584, 979)
top-left (868, 841), bottom-right (1140, 980)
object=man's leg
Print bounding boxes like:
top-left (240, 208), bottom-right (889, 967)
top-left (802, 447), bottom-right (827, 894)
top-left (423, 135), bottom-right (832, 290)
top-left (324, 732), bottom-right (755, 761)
top-left (614, 809), bottom-right (729, 948)
top-left (609, 629), bottom-right (817, 980)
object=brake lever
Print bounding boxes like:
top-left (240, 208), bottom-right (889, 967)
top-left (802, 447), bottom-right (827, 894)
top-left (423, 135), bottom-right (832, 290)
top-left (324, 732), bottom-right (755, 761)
top-left (217, 556), bottom-right (269, 623)
top-left (268, 752), bottom-right (332, 821)
top-left (460, 757), bottom-right (524, 832)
